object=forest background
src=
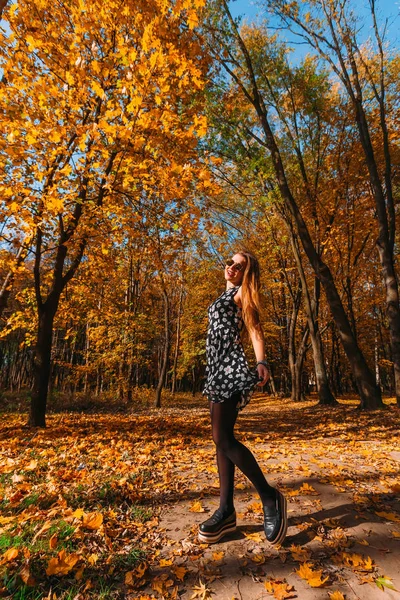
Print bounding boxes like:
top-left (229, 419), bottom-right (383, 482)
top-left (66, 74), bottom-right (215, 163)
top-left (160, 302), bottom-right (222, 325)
top-left (1, 1), bottom-right (400, 599)
top-left (0, 0), bottom-right (399, 425)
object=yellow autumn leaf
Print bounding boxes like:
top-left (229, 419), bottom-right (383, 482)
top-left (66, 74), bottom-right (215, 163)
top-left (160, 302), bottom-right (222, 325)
top-left (212, 550), bottom-right (225, 561)
top-left (329, 592), bottom-right (345, 600)
top-left (88, 553), bottom-right (98, 565)
top-left (25, 459), bottom-right (37, 470)
top-left (125, 562), bottom-right (148, 586)
top-left (1, 547), bottom-right (19, 563)
top-left (289, 544), bottom-right (311, 562)
top-left (251, 553), bottom-right (266, 564)
top-left (299, 483), bottom-right (319, 495)
top-left (375, 511), bottom-right (400, 522)
top-left (82, 512), bottom-right (103, 530)
top-left (243, 531), bottom-right (264, 542)
top-left (296, 562), bottom-right (328, 587)
top-left (159, 558), bottom-right (173, 567)
top-left (49, 130), bottom-right (62, 143)
top-left (264, 578), bottom-right (296, 599)
top-left (72, 508), bottom-right (85, 519)
top-left (172, 565), bottom-right (187, 581)
top-left (247, 501), bottom-right (263, 514)
top-left (187, 9), bottom-right (199, 29)
top-left (336, 552), bottom-right (374, 571)
top-left (189, 501), bottom-right (205, 513)
top-left (46, 549), bottom-right (80, 576)
top-left (390, 530), bottom-right (400, 538)
top-left (191, 578), bottom-right (213, 599)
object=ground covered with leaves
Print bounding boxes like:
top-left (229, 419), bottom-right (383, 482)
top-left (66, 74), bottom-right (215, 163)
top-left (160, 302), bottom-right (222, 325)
top-left (0, 394), bottom-right (399, 600)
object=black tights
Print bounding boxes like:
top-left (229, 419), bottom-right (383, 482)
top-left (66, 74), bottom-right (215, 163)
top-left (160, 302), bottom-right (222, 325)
top-left (210, 393), bottom-right (276, 514)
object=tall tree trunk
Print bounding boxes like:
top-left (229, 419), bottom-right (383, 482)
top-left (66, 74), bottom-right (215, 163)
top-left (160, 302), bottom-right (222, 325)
top-left (288, 284), bottom-right (302, 402)
top-left (171, 287), bottom-right (183, 395)
top-left (290, 229), bottom-right (337, 405)
top-left (155, 287), bottom-right (170, 408)
top-left (29, 304), bottom-right (56, 427)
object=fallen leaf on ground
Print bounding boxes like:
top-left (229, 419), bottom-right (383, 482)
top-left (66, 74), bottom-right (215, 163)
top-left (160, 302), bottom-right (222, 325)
top-left (20, 564), bottom-right (35, 586)
top-left (191, 579), bottom-right (213, 599)
top-left (243, 531), bottom-right (264, 542)
top-left (82, 511), bottom-right (103, 530)
top-left (264, 578), bottom-right (296, 599)
top-left (289, 544), bottom-right (311, 562)
top-left (296, 562), bottom-right (328, 587)
top-left (172, 565), bottom-right (187, 581)
top-left (189, 501), bottom-right (205, 513)
top-left (375, 576), bottom-right (397, 591)
top-left (375, 511), bottom-right (400, 523)
top-left (46, 549), bottom-right (80, 576)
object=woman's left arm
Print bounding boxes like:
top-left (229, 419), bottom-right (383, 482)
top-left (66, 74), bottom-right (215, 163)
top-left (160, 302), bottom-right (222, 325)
top-left (234, 286), bottom-right (270, 386)
top-left (249, 326), bottom-right (270, 386)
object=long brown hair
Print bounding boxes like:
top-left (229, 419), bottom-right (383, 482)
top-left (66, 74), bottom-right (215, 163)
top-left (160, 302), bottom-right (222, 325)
top-left (237, 249), bottom-right (262, 335)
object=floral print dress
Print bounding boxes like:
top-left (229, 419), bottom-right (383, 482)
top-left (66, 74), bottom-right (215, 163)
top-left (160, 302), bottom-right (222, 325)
top-left (203, 285), bottom-right (259, 410)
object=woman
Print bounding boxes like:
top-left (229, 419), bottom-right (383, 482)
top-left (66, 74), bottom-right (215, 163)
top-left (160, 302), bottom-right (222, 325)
top-left (199, 250), bottom-right (287, 546)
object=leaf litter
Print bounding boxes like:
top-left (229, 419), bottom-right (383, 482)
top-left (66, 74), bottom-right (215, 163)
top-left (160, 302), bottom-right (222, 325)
top-left (0, 395), bottom-right (399, 598)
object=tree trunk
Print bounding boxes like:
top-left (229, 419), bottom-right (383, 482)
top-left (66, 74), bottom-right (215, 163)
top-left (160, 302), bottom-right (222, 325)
top-left (29, 304), bottom-right (56, 427)
top-left (155, 287), bottom-right (170, 408)
top-left (171, 287), bottom-right (183, 395)
top-left (288, 284), bottom-right (302, 401)
top-left (290, 229), bottom-right (337, 405)
top-left (291, 326), bottom-right (309, 402)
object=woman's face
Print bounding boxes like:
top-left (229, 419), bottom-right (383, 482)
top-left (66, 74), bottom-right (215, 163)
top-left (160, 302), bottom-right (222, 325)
top-left (225, 253), bottom-right (247, 286)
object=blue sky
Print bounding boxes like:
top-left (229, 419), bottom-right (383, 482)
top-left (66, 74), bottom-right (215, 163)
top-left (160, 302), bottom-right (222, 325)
top-left (229, 0), bottom-right (399, 54)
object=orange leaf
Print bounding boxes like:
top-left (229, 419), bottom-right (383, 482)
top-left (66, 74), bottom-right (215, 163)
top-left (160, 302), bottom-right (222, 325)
top-left (243, 531), bottom-right (264, 542)
top-left (46, 549), bottom-right (80, 576)
top-left (20, 564), bottom-right (35, 586)
top-left (264, 578), bottom-right (296, 599)
top-left (25, 460), bottom-right (37, 471)
top-left (172, 565), bottom-right (187, 581)
top-left (1, 547), bottom-right (19, 564)
top-left (329, 592), bottom-right (345, 600)
top-left (296, 562), bottom-right (328, 587)
top-left (189, 501), bottom-right (205, 513)
top-left (82, 512), bottom-right (103, 530)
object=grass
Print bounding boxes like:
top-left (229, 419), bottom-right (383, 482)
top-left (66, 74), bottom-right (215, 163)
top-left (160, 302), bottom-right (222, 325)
top-left (0, 520), bottom-right (77, 554)
top-left (111, 547), bottom-right (146, 570)
top-left (130, 504), bottom-right (153, 522)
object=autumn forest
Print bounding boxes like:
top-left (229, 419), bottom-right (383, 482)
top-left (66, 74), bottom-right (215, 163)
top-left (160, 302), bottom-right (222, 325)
top-left (0, 0), bottom-right (400, 598)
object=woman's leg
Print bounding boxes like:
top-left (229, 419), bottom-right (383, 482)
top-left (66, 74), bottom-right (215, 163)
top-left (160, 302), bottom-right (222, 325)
top-left (211, 394), bottom-right (276, 508)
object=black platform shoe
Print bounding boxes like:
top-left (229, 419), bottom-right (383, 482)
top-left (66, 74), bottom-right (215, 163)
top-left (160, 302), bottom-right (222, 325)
top-left (263, 490), bottom-right (287, 546)
top-left (198, 509), bottom-right (237, 544)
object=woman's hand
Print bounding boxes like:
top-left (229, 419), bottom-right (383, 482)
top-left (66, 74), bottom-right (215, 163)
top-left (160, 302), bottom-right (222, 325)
top-left (256, 363), bottom-right (270, 386)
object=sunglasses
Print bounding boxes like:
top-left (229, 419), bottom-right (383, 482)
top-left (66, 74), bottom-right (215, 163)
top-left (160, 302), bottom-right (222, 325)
top-left (225, 259), bottom-right (245, 273)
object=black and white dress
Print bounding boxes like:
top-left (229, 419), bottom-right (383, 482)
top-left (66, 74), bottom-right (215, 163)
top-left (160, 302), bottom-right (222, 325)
top-left (203, 285), bottom-right (259, 410)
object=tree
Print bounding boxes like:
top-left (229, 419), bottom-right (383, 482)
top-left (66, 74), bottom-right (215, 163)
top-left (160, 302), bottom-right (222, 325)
top-left (202, 1), bottom-right (383, 407)
top-left (0, 0), bottom-right (209, 425)
top-left (267, 0), bottom-right (400, 404)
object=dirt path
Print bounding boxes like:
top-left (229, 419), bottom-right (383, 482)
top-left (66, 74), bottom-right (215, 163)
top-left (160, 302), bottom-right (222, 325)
top-left (139, 397), bottom-right (400, 600)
